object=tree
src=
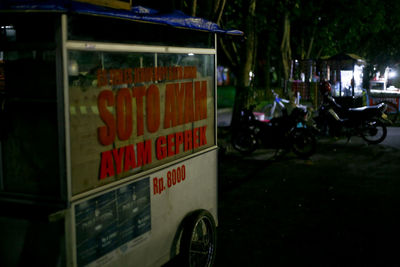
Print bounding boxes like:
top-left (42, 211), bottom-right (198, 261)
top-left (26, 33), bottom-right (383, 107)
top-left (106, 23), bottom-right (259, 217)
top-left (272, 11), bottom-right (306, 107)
top-left (281, 12), bottom-right (291, 91)
top-left (214, 0), bottom-right (258, 124)
top-left (146, 0), bottom-right (400, 115)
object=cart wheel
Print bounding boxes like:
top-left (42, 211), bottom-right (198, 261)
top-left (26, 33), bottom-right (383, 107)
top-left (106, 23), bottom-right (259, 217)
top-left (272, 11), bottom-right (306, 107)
top-left (179, 210), bottom-right (217, 267)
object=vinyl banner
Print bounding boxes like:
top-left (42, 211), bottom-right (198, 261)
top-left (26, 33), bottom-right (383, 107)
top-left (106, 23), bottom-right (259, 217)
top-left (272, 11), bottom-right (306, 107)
top-left (68, 51), bottom-right (215, 195)
top-left (75, 177), bottom-right (151, 266)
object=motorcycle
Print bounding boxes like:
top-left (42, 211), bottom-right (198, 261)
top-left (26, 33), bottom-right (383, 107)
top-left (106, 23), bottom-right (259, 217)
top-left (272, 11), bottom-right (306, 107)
top-left (313, 94), bottom-right (389, 144)
top-left (231, 103), bottom-right (316, 159)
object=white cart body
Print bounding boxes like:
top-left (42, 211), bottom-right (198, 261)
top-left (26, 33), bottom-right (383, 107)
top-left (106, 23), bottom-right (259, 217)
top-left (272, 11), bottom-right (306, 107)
top-left (0, 2), bottom-right (241, 266)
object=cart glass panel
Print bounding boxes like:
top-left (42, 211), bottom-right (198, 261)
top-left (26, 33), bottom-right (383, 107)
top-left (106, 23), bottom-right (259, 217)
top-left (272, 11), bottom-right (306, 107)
top-left (67, 50), bottom-right (215, 195)
top-left (68, 15), bottom-right (215, 48)
top-left (0, 14), bottom-right (61, 198)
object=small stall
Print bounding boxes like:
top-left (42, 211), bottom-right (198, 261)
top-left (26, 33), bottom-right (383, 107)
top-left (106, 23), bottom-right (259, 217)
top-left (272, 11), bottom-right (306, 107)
top-left (367, 67), bottom-right (400, 123)
top-left (322, 53), bottom-right (366, 107)
top-left (289, 59), bottom-right (318, 103)
top-left (0, 1), bottom-right (241, 266)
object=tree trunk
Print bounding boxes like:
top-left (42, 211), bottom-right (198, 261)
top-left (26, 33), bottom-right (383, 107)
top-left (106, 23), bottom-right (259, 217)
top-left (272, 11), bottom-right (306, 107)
top-left (191, 0), bottom-right (197, 16)
top-left (215, 0), bottom-right (226, 25)
top-left (239, 0), bottom-right (257, 88)
top-left (231, 0), bottom-right (257, 127)
top-left (280, 12), bottom-right (291, 93)
top-left (265, 46), bottom-right (271, 90)
top-left (306, 25), bottom-right (317, 59)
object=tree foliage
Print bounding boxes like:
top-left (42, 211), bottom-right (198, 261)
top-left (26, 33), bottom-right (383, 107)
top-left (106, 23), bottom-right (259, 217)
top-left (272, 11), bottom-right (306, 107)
top-left (137, 0), bottom-right (400, 110)
top-left (213, 0), bottom-right (400, 88)
top-left (138, 0), bottom-right (400, 86)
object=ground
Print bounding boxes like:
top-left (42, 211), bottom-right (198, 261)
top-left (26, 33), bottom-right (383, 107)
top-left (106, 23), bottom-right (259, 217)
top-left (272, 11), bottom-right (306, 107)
top-left (216, 129), bottom-right (400, 267)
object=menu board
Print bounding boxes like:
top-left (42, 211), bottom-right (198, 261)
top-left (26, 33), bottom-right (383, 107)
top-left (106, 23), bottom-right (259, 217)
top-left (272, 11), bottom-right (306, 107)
top-left (68, 51), bottom-right (215, 195)
top-left (75, 177), bottom-right (151, 266)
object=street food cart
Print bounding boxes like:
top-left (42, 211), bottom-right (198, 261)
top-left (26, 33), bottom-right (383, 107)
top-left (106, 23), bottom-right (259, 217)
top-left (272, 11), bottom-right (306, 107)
top-left (367, 72), bottom-right (400, 123)
top-left (319, 53), bottom-right (366, 108)
top-left (0, 1), bottom-right (242, 266)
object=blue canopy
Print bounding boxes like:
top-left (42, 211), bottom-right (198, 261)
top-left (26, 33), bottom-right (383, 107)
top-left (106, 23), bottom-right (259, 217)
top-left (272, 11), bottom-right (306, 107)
top-left (0, 0), bottom-right (243, 36)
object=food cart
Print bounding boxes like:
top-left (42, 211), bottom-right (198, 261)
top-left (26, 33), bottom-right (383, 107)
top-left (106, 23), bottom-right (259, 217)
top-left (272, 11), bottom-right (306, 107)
top-left (367, 76), bottom-right (400, 124)
top-left (319, 53), bottom-right (366, 108)
top-left (0, 1), bottom-right (242, 266)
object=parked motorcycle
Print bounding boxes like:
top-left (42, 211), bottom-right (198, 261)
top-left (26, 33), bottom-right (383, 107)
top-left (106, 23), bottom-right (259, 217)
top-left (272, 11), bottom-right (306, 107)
top-left (231, 103), bottom-right (316, 159)
top-left (313, 81), bottom-right (389, 144)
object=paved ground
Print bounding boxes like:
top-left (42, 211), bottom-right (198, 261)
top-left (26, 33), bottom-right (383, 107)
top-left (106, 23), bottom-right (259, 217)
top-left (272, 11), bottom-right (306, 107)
top-left (382, 127), bottom-right (400, 149)
top-left (217, 108), bottom-right (233, 128)
top-left (215, 127), bottom-right (400, 267)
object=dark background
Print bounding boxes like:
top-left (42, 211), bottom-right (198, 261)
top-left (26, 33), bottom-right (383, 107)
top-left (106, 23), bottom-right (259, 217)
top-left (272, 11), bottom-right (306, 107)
top-left (216, 132), bottom-right (400, 266)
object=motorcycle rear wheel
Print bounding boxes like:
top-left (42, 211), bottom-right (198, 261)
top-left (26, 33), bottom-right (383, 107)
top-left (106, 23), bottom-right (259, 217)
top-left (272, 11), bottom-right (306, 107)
top-left (360, 120), bottom-right (387, 144)
top-left (231, 130), bottom-right (258, 155)
top-left (290, 127), bottom-right (316, 159)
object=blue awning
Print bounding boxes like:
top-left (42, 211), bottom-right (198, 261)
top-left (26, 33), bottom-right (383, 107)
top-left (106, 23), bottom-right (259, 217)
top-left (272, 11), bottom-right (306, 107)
top-left (0, 0), bottom-right (243, 36)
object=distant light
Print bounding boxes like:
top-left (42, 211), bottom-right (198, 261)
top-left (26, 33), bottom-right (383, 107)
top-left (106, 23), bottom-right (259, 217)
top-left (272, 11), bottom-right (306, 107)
top-left (249, 71), bottom-right (255, 81)
top-left (389, 70), bottom-right (397, 79)
top-left (188, 53), bottom-right (194, 56)
top-left (68, 60), bottom-right (79, 76)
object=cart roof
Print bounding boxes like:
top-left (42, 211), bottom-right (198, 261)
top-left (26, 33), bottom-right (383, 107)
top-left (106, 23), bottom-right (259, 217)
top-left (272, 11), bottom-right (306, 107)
top-left (0, 0), bottom-right (243, 36)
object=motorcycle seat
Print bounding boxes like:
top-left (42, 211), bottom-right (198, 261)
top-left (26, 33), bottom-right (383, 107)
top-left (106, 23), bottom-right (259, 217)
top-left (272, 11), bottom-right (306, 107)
top-left (348, 103), bottom-right (384, 112)
top-left (349, 106), bottom-right (374, 112)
